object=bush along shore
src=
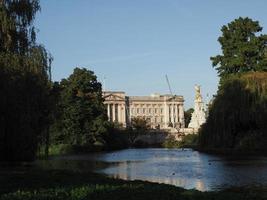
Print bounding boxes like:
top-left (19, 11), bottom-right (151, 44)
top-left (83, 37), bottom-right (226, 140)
top-left (163, 134), bottom-right (199, 149)
top-left (0, 167), bottom-right (267, 200)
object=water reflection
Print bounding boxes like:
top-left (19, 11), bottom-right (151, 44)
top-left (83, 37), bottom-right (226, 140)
top-left (99, 154), bottom-right (208, 190)
top-left (36, 148), bottom-right (267, 191)
top-left (93, 148), bottom-right (267, 191)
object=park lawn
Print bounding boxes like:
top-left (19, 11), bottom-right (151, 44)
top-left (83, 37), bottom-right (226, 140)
top-left (0, 167), bottom-right (267, 200)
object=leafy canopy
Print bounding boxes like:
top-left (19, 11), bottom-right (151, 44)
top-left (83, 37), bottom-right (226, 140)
top-left (54, 68), bottom-right (108, 146)
top-left (131, 117), bottom-right (150, 131)
top-left (211, 17), bottom-right (267, 78)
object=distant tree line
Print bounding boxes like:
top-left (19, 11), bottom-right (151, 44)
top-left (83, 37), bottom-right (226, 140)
top-left (199, 17), bottom-right (267, 152)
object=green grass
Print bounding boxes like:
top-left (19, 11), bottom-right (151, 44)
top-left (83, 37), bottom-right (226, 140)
top-left (0, 166), bottom-right (267, 200)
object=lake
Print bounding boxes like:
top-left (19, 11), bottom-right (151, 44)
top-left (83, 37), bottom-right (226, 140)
top-left (39, 148), bottom-right (267, 191)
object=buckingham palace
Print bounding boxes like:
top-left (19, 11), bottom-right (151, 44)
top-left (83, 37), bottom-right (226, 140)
top-left (103, 91), bottom-right (185, 129)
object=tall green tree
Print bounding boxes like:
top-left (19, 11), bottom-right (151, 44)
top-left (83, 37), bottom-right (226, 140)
top-left (0, 0), bottom-right (52, 161)
top-left (184, 108), bottom-right (194, 128)
top-left (200, 18), bottom-right (267, 151)
top-left (131, 117), bottom-right (150, 131)
top-left (54, 68), bottom-right (108, 147)
top-left (211, 17), bottom-right (267, 78)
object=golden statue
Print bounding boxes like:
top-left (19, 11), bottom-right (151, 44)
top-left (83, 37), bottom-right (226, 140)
top-left (195, 85), bottom-right (202, 102)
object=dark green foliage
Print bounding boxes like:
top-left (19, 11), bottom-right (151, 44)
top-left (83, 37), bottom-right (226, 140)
top-left (48, 69), bottom-right (134, 153)
top-left (199, 72), bottom-right (267, 151)
top-left (126, 117), bottom-right (150, 146)
top-left (0, 66), bottom-right (50, 161)
top-left (103, 122), bottom-right (129, 150)
top-left (47, 144), bottom-right (75, 156)
top-left (0, 0), bottom-right (52, 161)
top-left (0, 0), bottom-right (40, 54)
top-left (163, 134), bottom-right (199, 148)
top-left (50, 68), bottom-right (108, 150)
top-left (201, 18), bottom-right (267, 153)
top-left (179, 134), bottom-right (199, 148)
top-left (184, 108), bottom-right (194, 128)
top-left (162, 139), bottom-right (180, 148)
top-left (211, 17), bottom-right (267, 78)
top-left (131, 117), bottom-right (150, 132)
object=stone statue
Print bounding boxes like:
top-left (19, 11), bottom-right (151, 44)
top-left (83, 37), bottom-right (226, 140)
top-left (188, 85), bottom-right (206, 132)
top-left (195, 85), bottom-right (202, 102)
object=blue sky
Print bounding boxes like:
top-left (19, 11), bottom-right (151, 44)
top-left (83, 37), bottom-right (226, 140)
top-left (36, 0), bottom-right (267, 108)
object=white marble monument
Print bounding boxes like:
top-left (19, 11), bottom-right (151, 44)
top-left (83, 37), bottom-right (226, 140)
top-left (188, 85), bottom-right (206, 132)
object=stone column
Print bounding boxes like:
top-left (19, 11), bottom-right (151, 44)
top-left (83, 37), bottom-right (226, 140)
top-left (173, 104), bottom-right (176, 124)
top-left (107, 104), bottom-right (110, 121)
top-left (121, 103), bottom-right (126, 127)
top-left (118, 104), bottom-right (121, 123)
top-left (179, 104), bottom-right (185, 128)
top-left (169, 105), bottom-right (172, 126)
top-left (128, 104), bottom-right (132, 124)
top-left (176, 104), bottom-right (179, 127)
top-left (116, 104), bottom-right (119, 122)
top-left (112, 104), bottom-right (116, 122)
top-left (109, 104), bottom-right (113, 122)
top-left (164, 97), bottom-right (169, 128)
top-left (171, 104), bottom-right (174, 125)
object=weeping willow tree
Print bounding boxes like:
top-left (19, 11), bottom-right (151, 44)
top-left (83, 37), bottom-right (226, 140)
top-left (199, 18), bottom-right (267, 151)
top-left (0, 0), bottom-right (52, 161)
top-left (199, 72), bottom-right (267, 150)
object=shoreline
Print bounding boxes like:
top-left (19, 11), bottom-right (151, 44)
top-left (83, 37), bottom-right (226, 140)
top-left (195, 147), bottom-right (267, 157)
top-left (2, 148), bottom-right (267, 199)
top-left (0, 167), bottom-right (267, 200)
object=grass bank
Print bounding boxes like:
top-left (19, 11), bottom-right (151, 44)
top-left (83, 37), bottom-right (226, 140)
top-left (0, 166), bottom-right (266, 200)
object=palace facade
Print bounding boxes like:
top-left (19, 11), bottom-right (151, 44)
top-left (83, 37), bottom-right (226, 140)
top-left (103, 91), bottom-right (185, 129)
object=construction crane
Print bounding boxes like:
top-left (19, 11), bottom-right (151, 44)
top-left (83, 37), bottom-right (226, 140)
top-left (165, 75), bottom-right (176, 128)
top-left (103, 76), bottom-right (106, 91)
top-left (165, 75), bottom-right (174, 96)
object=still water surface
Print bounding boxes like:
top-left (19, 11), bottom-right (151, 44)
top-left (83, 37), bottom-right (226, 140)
top-left (43, 148), bottom-right (267, 191)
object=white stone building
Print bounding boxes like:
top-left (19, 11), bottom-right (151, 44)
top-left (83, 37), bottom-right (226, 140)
top-left (103, 91), bottom-right (185, 129)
